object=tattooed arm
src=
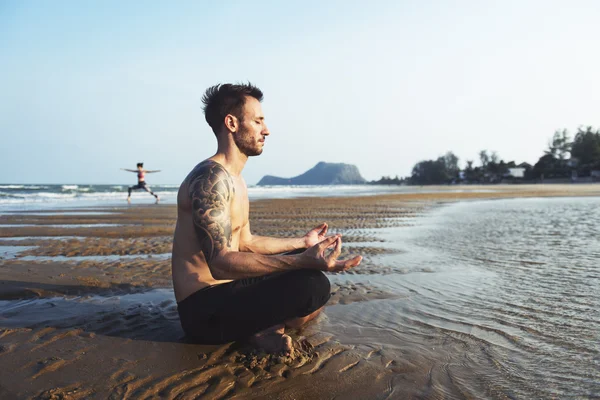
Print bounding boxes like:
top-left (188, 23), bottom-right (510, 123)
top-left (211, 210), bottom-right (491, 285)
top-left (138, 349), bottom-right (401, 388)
top-left (189, 161), bottom-right (362, 279)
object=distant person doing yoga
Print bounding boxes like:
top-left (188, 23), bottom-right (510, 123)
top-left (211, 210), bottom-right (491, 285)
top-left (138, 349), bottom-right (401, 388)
top-left (121, 163), bottom-right (161, 203)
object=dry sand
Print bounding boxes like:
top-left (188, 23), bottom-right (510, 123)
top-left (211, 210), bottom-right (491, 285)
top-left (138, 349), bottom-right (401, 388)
top-left (1, 184), bottom-right (599, 399)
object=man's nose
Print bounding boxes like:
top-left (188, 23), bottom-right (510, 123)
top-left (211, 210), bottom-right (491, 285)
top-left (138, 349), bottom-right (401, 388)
top-left (263, 125), bottom-right (270, 136)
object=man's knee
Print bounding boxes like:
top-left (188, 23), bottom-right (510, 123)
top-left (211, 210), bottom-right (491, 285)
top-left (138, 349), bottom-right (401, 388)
top-left (290, 269), bottom-right (331, 314)
top-left (307, 269), bottom-right (330, 299)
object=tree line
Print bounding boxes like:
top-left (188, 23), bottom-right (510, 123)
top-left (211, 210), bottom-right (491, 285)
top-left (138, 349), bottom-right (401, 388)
top-left (402, 126), bottom-right (600, 185)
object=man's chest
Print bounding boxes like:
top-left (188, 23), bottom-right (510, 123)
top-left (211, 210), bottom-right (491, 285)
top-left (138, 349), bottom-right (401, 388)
top-left (229, 178), bottom-right (249, 234)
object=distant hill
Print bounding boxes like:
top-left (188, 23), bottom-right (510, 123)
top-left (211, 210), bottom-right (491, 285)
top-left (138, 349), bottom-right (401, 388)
top-left (257, 162), bottom-right (366, 185)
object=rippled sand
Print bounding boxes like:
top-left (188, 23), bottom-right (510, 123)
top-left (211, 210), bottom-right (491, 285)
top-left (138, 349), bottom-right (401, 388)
top-left (1, 184), bottom-right (599, 399)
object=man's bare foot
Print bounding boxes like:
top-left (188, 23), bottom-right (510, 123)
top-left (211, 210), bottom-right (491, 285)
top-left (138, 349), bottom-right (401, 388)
top-left (127, 197), bottom-right (131, 204)
top-left (155, 196), bottom-right (160, 204)
top-left (249, 332), bottom-right (293, 354)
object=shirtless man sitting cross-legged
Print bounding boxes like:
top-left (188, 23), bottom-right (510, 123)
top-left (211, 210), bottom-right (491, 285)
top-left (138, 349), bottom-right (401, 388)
top-left (171, 83), bottom-right (363, 353)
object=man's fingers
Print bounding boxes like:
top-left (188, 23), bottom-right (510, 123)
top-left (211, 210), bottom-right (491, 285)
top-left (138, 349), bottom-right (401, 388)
top-left (318, 234), bottom-right (340, 250)
top-left (334, 255), bottom-right (362, 270)
top-left (326, 236), bottom-right (342, 262)
top-left (319, 223), bottom-right (328, 236)
top-left (312, 222), bottom-right (326, 234)
top-left (323, 234), bottom-right (340, 242)
top-left (345, 255), bottom-right (362, 270)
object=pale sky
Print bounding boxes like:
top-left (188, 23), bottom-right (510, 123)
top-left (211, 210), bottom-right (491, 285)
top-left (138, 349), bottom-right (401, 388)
top-left (1, 0), bottom-right (599, 185)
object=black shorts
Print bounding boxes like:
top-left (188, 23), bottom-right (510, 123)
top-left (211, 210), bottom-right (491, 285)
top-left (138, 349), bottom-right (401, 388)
top-left (177, 269), bottom-right (331, 344)
top-left (132, 182), bottom-right (148, 189)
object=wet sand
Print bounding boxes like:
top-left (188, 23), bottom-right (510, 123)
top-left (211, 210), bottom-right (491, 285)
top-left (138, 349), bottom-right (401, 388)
top-left (1, 184), bottom-right (599, 399)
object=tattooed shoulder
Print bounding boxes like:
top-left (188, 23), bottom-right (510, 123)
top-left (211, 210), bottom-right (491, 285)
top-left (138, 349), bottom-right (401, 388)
top-left (188, 161), bottom-right (235, 261)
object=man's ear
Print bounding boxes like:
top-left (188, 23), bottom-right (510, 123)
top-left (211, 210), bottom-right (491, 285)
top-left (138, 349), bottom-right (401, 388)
top-left (224, 114), bottom-right (238, 133)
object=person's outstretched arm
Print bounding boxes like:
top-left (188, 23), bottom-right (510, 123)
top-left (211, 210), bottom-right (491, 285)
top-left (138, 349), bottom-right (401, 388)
top-left (121, 168), bottom-right (137, 172)
top-left (190, 163), bottom-right (361, 280)
top-left (145, 169), bottom-right (161, 173)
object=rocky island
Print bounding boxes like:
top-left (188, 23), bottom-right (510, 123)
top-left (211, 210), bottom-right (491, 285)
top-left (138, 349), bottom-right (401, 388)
top-left (257, 162), bottom-right (366, 185)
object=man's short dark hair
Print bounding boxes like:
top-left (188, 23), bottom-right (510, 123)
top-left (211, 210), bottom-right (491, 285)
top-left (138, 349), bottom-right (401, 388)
top-left (137, 162), bottom-right (143, 168)
top-left (202, 83), bottom-right (264, 135)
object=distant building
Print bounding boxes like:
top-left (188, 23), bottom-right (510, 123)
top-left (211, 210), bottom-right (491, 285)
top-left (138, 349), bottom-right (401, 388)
top-left (517, 162), bottom-right (532, 169)
top-left (567, 158), bottom-right (579, 168)
top-left (506, 168), bottom-right (525, 178)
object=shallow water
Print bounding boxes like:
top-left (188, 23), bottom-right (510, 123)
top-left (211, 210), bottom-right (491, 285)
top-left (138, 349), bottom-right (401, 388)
top-left (0, 289), bottom-right (182, 342)
top-left (333, 196), bottom-right (600, 398)
top-left (0, 236), bottom-right (86, 241)
top-left (2, 211), bottom-right (117, 216)
top-left (16, 253), bottom-right (172, 262)
top-left (0, 223), bottom-right (127, 228)
top-left (0, 196), bottom-right (598, 398)
top-left (0, 245), bottom-right (38, 259)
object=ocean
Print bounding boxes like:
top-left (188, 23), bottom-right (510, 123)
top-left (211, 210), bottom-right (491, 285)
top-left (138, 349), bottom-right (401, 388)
top-left (0, 183), bottom-right (496, 211)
